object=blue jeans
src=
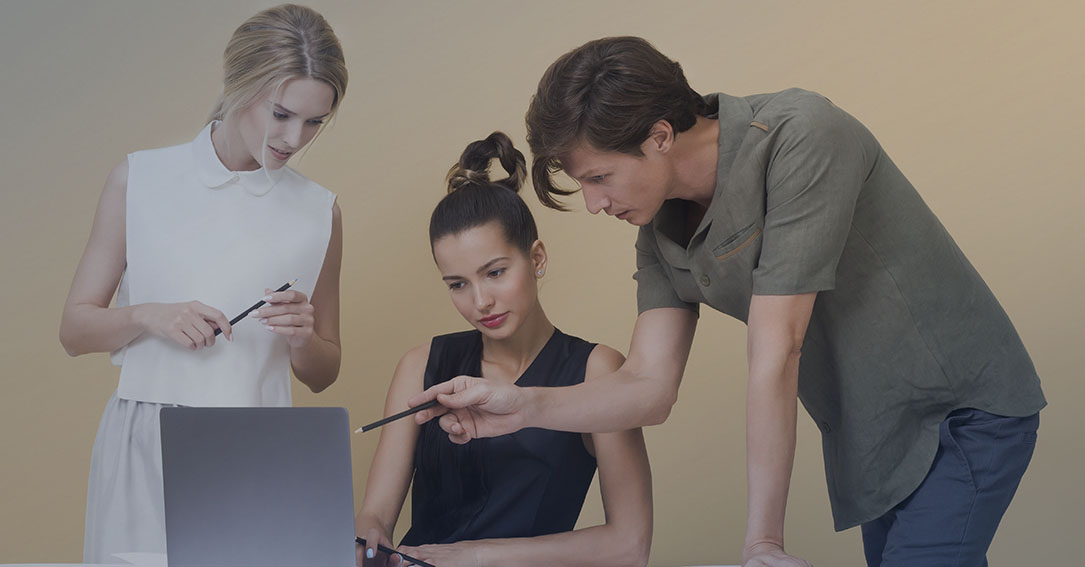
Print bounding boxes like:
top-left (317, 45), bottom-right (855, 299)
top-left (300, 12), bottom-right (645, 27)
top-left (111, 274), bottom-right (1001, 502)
top-left (861, 408), bottom-right (1039, 567)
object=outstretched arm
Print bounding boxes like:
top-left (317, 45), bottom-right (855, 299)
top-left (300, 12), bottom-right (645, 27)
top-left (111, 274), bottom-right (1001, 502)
top-left (742, 293), bottom-right (815, 567)
top-left (408, 307), bottom-right (697, 441)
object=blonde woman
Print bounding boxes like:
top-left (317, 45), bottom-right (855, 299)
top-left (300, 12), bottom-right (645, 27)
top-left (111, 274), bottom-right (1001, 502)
top-left (59, 5), bottom-right (348, 562)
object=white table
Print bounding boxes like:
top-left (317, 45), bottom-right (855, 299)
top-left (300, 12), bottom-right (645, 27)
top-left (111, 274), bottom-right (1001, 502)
top-left (1, 553), bottom-right (166, 567)
top-left (2, 556), bottom-right (738, 567)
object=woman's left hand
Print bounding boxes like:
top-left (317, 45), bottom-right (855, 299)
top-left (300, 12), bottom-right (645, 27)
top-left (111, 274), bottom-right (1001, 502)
top-left (395, 541), bottom-right (483, 567)
top-left (251, 288), bottom-right (316, 348)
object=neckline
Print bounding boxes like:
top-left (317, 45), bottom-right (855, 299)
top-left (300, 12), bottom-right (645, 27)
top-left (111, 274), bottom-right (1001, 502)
top-left (472, 327), bottom-right (561, 387)
top-left (192, 121), bottom-right (286, 196)
top-left (652, 92), bottom-right (755, 254)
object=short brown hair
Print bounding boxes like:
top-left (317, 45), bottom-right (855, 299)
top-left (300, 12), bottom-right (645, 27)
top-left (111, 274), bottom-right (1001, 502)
top-left (525, 36), bottom-right (706, 210)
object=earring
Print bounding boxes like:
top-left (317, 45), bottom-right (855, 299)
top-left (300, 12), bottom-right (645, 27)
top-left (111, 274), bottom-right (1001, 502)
top-left (537, 270), bottom-right (543, 276)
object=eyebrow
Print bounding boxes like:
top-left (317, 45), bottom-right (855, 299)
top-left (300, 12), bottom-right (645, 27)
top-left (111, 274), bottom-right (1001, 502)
top-left (441, 257), bottom-right (510, 281)
top-left (568, 167), bottom-right (605, 181)
top-left (271, 101), bottom-right (330, 120)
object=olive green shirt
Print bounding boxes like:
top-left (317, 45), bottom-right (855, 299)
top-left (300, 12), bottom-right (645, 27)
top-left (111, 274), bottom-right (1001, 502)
top-left (634, 89), bottom-right (1046, 530)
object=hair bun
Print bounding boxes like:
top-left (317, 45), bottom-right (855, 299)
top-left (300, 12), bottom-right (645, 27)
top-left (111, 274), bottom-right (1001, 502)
top-left (447, 168), bottom-right (490, 191)
top-left (446, 132), bottom-right (527, 194)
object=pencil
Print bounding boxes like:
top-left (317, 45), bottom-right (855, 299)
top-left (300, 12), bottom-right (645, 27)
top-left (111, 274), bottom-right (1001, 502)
top-left (214, 279), bottom-right (296, 336)
top-left (355, 400), bottom-right (440, 433)
top-left (355, 537), bottom-right (435, 567)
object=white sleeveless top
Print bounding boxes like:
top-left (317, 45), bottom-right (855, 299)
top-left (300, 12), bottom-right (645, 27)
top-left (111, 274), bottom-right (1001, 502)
top-left (112, 122), bottom-right (335, 407)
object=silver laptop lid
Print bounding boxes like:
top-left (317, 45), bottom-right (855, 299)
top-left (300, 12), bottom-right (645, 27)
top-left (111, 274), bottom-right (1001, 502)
top-left (161, 407), bottom-right (355, 567)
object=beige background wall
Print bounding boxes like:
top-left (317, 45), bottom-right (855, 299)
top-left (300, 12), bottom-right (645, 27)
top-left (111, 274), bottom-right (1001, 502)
top-left (1, 1), bottom-right (1082, 565)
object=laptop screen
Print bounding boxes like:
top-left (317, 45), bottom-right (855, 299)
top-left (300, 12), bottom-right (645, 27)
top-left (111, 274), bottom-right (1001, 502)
top-left (161, 407), bottom-right (355, 567)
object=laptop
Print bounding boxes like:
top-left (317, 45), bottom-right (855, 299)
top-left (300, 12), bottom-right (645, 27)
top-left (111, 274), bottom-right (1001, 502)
top-left (160, 407), bottom-right (356, 567)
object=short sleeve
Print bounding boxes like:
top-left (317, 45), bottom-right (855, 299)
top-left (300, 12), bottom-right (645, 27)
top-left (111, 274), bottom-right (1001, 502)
top-left (751, 96), bottom-right (873, 295)
top-left (632, 227), bottom-right (699, 315)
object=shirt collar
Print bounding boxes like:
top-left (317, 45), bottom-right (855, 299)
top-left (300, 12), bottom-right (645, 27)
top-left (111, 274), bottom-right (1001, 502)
top-left (192, 121), bottom-right (285, 196)
top-left (650, 93), bottom-right (754, 263)
top-left (705, 92), bottom-right (755, 193)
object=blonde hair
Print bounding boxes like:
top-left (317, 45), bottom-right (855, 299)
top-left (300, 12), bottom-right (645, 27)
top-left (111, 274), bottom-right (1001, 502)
top-left (208, 4), bottom-right (348, 124)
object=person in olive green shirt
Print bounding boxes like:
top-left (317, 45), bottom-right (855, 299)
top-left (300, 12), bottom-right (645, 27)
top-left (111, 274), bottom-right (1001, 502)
top-left (410, 37), bottom-right (1045, 567)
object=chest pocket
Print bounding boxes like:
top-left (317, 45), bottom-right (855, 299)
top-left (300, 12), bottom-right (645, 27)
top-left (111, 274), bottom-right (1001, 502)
top-left (702, 223), bottom-right (763, 322)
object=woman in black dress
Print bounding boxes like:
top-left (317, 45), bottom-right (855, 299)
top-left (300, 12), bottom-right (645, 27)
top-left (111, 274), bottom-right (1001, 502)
top-left (355, 132), bottom-right (653, 567)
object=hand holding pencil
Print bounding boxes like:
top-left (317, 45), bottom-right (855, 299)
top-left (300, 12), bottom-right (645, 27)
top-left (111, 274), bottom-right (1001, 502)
top-left (356, 375), bottom-right (527, 442)
top-left (136, 279), bottom-right (302, 351)
top-left (406, 375), bottom-right (528, 444)
top-left (213, 279), bottom-right (296, 337)
top-left (134, 300), bottom-right (234, 351)
top-left (231, 279), bottom-right (320, 348)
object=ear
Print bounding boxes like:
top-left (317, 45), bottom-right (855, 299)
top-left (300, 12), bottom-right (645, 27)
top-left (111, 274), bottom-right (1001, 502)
top-left (643, 119), bottom-right (676, 154)
top-left (529, 239), bottom-right (548, 278)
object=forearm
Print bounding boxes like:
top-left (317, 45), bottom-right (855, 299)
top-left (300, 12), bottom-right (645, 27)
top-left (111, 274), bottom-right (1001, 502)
top-left (743, 349), bottom-right (800, 554)
top-left (354, 508), bottom-right (396, 538)
top-left (476, 522), bottom-right (650, 567)
top-left (289, 332), bottom-right (340, 393)
top-left (527, 367), bottom-right (675, 433)
top-left (525, 307), bottom-right (694, 433)
top-left (59, 303), bottom-right (146, 357)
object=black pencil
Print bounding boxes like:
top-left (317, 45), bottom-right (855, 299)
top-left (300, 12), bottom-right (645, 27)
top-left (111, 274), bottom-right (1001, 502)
top-left (355, 400), bottom-right (440, 433)
top-left (214, 279), bottom-right (296, 336)
top-left (355, 537), bottom-right (435, 567)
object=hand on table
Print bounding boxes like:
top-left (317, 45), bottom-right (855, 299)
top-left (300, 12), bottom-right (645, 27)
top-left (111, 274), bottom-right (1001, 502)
top-left (408, 375), bottom-right (527, 444)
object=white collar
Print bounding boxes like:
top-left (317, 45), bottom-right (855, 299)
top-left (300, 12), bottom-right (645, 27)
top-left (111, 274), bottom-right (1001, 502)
top-left (192, 121), bottom-right (285, 197)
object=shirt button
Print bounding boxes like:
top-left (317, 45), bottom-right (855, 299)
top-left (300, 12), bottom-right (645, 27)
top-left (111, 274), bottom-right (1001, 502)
top-left (700, 274), bottom-right (711, 286)
top-left (821, 421), bottom-right (832, 433)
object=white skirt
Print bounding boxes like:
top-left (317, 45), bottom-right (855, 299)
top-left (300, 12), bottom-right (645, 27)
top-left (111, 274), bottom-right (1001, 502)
top-left (84, 391), bottom-right (178, 564)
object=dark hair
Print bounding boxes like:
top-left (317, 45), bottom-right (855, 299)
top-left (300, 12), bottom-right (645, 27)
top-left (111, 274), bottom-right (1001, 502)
top-left (429, 132), bottom-right (538, 254)
top-left (525, 36), bottom-right (708, 210)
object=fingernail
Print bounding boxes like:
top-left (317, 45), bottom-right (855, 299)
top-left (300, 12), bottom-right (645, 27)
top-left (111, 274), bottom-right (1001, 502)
top-left (259, 318), bottom-right (267, 324)
top-left (250, 310), bottom-right (261, 318)
top-left (265, 325), bottom-right (274, 331)
top-left (366, 548), bottom-right (375, 559)
top-left (263, 295), bottom-right (273, 302)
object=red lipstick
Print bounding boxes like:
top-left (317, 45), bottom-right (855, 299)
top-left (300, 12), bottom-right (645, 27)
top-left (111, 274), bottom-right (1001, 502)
top-left (479, 312), bottom-right (508, 329)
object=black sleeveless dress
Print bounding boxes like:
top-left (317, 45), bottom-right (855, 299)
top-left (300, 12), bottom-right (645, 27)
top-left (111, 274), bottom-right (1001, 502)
top-left (400, 328), bottom-right (599, 545)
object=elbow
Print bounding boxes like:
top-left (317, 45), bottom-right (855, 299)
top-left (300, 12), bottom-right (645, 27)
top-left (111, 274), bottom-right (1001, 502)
top-left (613, 525), bottom-right (652, 567)
top-left (304, 367), bottom-right (339, 394)
top-left (625, 541), bottom-right (651, 567)
top-left (787, 333), bottom-right (805, 359)
top-left (60, 337), bottom-right (78, 357)
top-left (305, 374), bottom-right (336, 394)
top-left (58, 326), bottom-right (85, 357)
top-left (295, 348), bottom-right (340, 394)
top-left (644, 386), bottom-right (678, 426)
